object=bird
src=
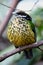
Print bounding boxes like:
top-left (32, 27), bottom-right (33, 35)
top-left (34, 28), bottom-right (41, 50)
top-left (7, 11), bottom-right (36, 59)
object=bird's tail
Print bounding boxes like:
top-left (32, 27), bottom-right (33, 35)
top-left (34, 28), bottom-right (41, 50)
top-left (24, 49), bottom-right (33, 59)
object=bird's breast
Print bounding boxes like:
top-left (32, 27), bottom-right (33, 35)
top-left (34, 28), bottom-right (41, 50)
top-left (7, 18), bottom-right (35, 47)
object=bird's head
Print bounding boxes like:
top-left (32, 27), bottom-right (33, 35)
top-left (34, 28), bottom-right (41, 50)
top-left (16, 11), bottom-right (32, 21)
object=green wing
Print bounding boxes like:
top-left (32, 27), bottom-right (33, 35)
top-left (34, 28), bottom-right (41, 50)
top-left (27, 20), bottom-right (36, 42)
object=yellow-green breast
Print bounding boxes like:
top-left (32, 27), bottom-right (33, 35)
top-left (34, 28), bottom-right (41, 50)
top-left (7, 17), bottom-right (35, 47)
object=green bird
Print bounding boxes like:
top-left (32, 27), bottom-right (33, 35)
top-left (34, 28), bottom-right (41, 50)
top-left (7, 11), bottom-right (36, 59)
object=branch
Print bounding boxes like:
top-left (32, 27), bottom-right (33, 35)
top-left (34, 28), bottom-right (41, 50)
top-left (0, 0), bottom-right (19, 36)
top-left (0, 40), bottom-right (43, 62)
top-left (27, 0), bottom-right (39, 12)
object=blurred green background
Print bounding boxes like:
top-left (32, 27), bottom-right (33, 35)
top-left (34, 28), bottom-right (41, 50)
top-left (0, 0), bottom-right (43, 65)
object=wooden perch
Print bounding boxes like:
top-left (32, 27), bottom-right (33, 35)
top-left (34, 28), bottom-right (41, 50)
top-left (0, 40), bottom-right (43, 62)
